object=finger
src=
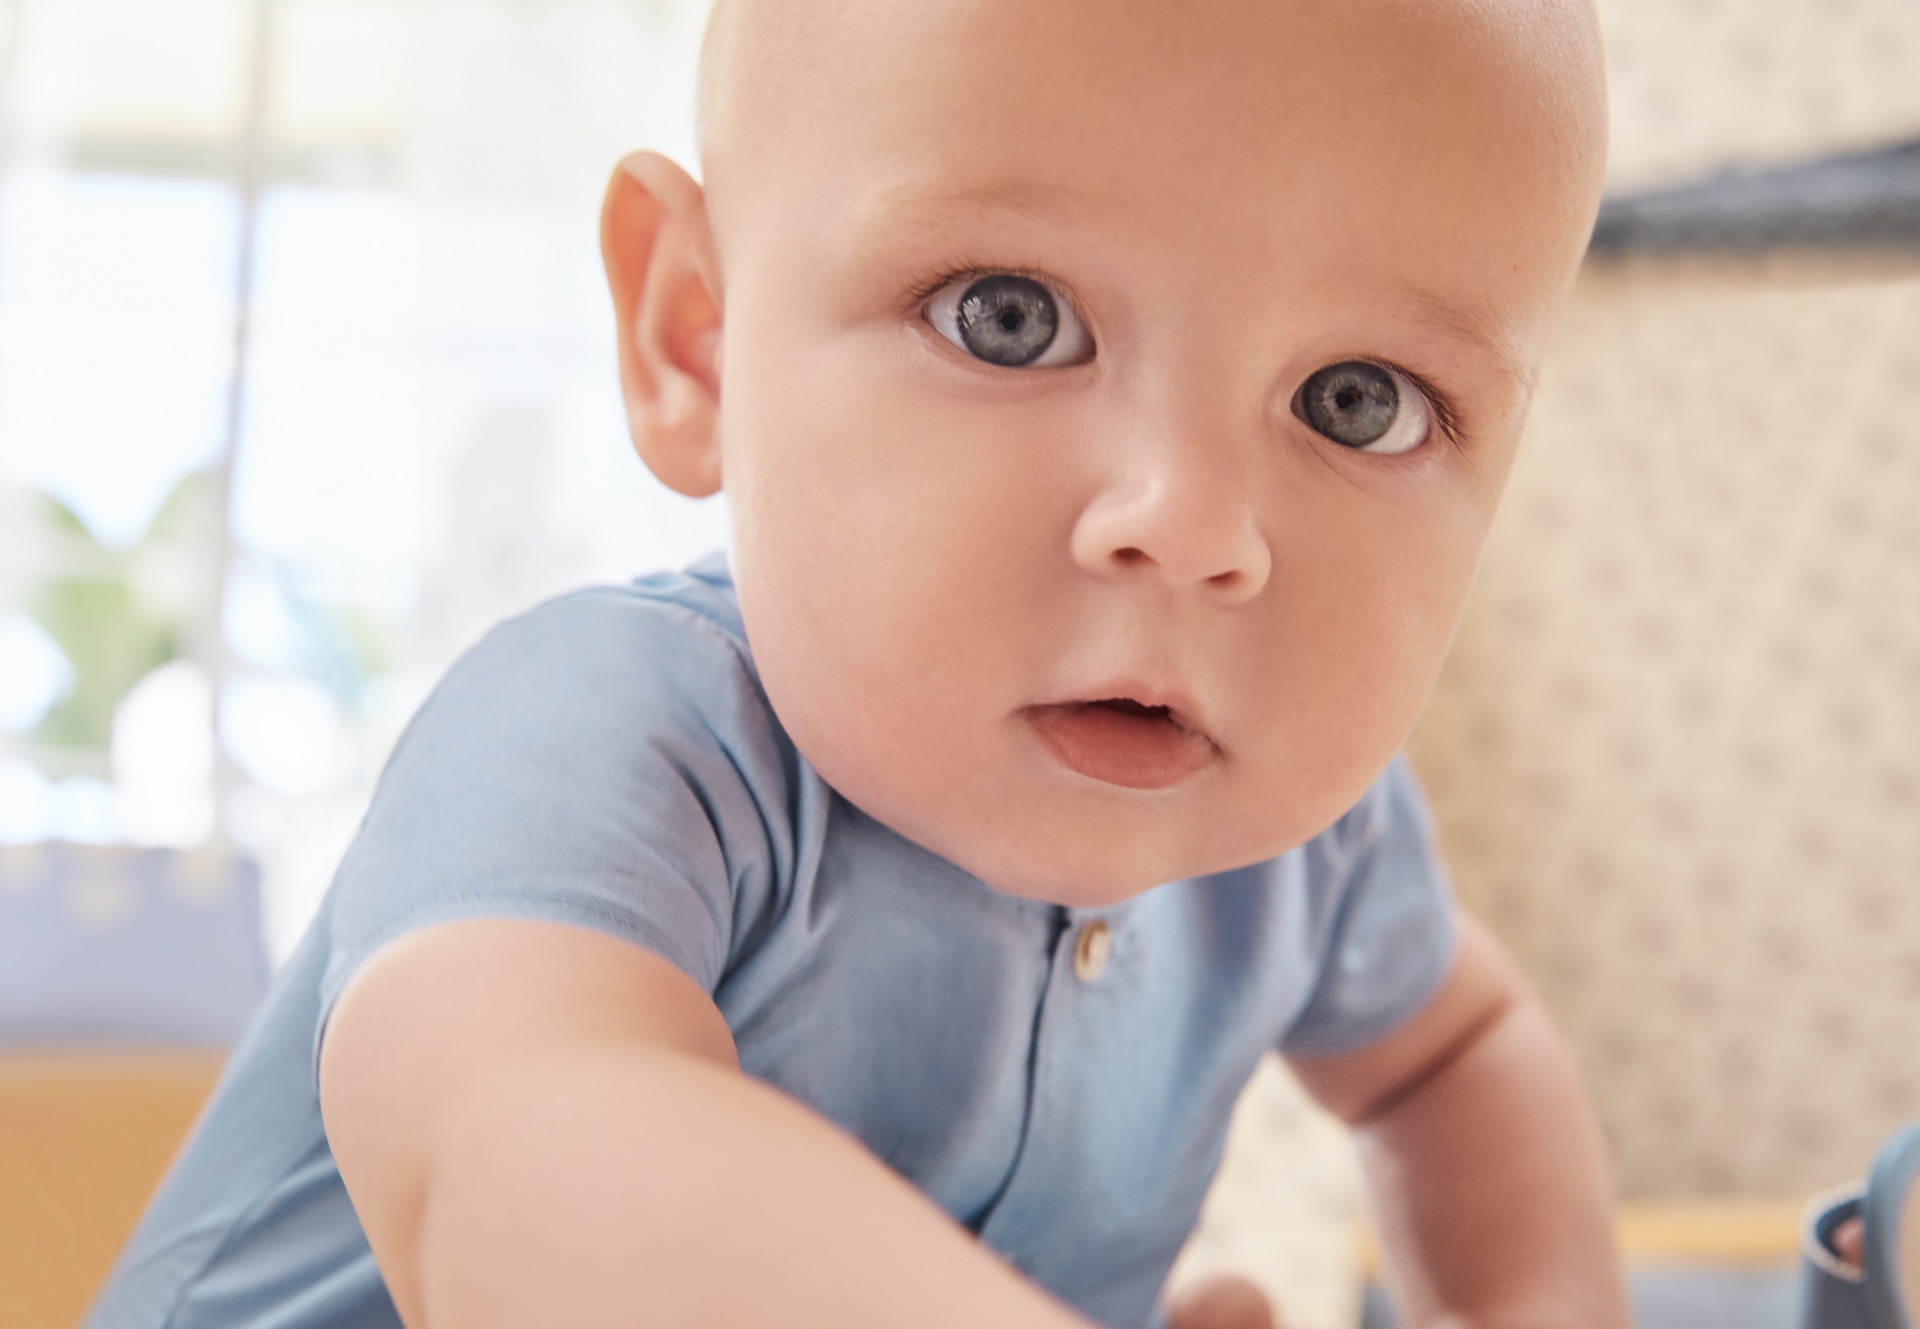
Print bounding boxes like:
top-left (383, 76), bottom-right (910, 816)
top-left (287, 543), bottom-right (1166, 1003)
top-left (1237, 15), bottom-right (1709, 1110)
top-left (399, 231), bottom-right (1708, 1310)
top-left (1166, 1273), bottom-right (1277, 1329)
top-left (1832, 1215), bottom-right (1866, 1271)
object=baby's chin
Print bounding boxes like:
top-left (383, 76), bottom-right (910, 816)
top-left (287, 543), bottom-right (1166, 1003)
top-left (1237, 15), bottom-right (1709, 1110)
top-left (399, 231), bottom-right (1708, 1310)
top-left (753, 633), bottom-right (1392, 904)
top-left (940, 812), bottom-right (1302, 907)
top-left (821, 756), bottom-right (1331, 907)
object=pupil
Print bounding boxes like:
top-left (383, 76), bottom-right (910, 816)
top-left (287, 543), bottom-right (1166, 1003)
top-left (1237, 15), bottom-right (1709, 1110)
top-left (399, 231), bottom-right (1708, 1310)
top-left (956, 275), bottom-right (1059, 367)
top-left (1298, 361), bottom-right (1398, 448)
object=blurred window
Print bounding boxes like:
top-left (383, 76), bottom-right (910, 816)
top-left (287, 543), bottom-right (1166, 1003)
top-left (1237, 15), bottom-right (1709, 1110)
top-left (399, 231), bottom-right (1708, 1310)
top-left (0, 0), bottom-right (726, 959)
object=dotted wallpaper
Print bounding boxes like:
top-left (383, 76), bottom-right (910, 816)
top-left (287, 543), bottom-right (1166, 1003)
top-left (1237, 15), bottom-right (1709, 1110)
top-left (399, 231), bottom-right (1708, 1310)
top-left (1409, 260), bottom-right (1920, 1201)
top-left (1597, 0), bottom-right (1920, 190)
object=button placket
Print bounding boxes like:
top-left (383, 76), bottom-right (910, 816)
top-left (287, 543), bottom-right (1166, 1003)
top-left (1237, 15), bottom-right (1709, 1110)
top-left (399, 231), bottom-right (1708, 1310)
top-left (977, 902), bottom-right (1153, 1319)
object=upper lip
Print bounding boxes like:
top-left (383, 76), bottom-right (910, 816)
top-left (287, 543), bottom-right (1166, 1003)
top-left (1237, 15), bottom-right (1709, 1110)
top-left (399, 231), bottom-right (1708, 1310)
top-left (1028, 682), bottom-right (1216, 742)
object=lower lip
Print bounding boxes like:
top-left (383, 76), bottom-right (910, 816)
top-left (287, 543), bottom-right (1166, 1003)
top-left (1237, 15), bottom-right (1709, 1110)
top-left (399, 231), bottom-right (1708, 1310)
top-left (1025, 703), bottom-right (1218, 790)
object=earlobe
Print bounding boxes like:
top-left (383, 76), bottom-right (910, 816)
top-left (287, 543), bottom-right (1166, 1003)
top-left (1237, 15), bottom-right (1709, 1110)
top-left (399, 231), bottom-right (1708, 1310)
top-left (601, 151), bottom-right (725, 498)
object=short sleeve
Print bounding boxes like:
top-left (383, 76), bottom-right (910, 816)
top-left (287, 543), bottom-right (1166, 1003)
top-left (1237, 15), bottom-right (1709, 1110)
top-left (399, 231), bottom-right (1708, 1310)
top-left (1277, 755), bottom-right (1457, 1059)
top-left (315, 583), bottom-right (798, 1068)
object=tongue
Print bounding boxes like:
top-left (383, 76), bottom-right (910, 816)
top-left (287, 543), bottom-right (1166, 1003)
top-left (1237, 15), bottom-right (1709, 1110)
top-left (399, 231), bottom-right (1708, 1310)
top-left (1027, 702), bottom-right (1215, 790)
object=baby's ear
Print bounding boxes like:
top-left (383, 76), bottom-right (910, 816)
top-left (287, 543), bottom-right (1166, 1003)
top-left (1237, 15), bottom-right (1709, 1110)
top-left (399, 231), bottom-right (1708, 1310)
top-left (601, 151), bottom-right (724, 497)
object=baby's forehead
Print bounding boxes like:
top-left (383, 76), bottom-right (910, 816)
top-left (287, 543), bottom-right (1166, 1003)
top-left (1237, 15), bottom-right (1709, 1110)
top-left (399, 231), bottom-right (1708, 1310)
top-left (699, 0), bottom-right (1603, 295)
top-left (698, 0), bottom-right (1603, 167)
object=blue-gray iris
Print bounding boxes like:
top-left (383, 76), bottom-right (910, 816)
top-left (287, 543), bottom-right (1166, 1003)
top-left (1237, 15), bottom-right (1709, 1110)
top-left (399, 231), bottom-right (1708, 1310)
top-left (956, 275), bottom-right (1060, 366)
top-left (1299, 361), bottom-right (1398, 447)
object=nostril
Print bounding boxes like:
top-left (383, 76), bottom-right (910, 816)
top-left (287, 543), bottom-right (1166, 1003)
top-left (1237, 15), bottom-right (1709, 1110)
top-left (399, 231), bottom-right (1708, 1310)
top-left (1207, 569), bottom-right (1240, 587)
top-left (1113, 547), bottom-right (1148, 566)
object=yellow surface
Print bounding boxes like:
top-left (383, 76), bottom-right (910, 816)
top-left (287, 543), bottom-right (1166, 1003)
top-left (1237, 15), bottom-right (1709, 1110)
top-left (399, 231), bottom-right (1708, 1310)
top-left (0, 1046), bottom-right (1810, 1329)
top-left (1616, 1202), bottom-right (1805, 1266)
top-left (1360, 1201), bottom-right (1806, 1278)
top-left (0, 1053), bottom-right (223, 1329)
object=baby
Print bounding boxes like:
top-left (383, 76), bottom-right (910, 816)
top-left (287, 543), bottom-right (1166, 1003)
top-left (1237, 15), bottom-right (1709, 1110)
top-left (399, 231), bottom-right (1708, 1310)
top-left (90, 2), bottom-right (1622, 1327)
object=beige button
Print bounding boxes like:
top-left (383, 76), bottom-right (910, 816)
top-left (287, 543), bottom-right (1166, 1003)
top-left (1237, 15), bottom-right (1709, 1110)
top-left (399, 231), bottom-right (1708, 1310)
top-left (1073, 919), bottom-right (1112, 982)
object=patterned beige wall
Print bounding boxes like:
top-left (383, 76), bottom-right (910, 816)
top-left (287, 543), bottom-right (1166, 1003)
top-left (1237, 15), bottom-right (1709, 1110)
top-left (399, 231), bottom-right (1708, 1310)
top-left (1597, 0), bottom-right (1920, 190)
top-left (1410, 259), bottom-right (1920, 1200)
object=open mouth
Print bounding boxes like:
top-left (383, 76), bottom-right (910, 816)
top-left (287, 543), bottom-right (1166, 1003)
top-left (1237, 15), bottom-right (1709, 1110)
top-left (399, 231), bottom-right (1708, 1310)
top-left (1090, 697), bottom-right (1168, 720)
top-left (1025, 696), bottom-right (1218, 790)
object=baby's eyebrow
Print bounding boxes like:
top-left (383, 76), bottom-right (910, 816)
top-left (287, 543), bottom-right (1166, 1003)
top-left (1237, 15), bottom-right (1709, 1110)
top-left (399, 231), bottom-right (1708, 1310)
top-left (848, 177), bottom-right (1539, 390)
top-left (848, 176), bottom-right (1105, 242)
top-left (1396, 283), bottom-right (1536, 389)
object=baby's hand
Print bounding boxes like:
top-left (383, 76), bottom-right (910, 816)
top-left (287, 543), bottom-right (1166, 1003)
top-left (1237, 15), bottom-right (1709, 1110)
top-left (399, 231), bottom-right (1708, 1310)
top-left (1166, 1274), bottom-right (1278, 1329)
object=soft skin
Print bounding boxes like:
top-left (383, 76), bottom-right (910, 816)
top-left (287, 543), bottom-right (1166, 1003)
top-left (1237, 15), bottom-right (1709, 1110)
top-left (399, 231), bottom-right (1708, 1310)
top-left (321, 3), bottom-right (1626, 1328)
top-left (683, 0), bottom-right (1606, 906)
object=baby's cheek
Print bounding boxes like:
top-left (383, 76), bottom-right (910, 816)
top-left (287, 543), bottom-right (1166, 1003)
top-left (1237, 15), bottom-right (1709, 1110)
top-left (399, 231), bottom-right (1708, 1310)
top-left (1225, 549), bottom-right (1453, 831)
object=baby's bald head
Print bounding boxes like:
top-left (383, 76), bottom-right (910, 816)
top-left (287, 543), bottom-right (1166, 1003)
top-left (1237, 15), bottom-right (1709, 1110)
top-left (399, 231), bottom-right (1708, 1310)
top-left (694, 0), bottom-right (1606, 270)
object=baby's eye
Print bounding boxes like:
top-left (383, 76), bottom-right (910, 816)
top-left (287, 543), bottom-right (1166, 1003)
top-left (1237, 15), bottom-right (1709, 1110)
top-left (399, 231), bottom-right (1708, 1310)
top-left (1293, 360), bottom-right (1431, 455)
top-left (926, 273), bottom-right (1092, 368)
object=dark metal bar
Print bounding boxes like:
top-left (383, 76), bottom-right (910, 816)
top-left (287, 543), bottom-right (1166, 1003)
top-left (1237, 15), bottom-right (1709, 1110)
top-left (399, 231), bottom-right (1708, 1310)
top-left (1589, 139), bottom-right (1920, 257)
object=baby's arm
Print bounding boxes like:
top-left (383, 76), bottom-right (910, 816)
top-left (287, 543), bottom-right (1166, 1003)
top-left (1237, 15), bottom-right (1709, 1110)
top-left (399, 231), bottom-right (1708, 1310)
top-left (319, 918), bottom-right (1095, 1329)
top-left (1289, 912), bottom-right (1629, 1329)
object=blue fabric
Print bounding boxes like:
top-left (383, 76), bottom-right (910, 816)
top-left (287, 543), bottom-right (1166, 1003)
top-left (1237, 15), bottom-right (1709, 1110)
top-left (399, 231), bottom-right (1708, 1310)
top-left (88, 555), bottom-right (1456, 1329)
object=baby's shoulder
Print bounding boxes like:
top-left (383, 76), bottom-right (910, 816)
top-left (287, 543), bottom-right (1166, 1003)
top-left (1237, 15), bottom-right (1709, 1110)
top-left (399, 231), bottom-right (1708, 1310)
top-left (481, 552), bottom-right (748, 672)
top-left (330, 557), bottom-right (808, 995)
top-left (438, 555), bottom-right (769, 737)
top-left (375, 555), bottom-right (800, 846)
top-left (1293, 753), bottom-right (1433, 877)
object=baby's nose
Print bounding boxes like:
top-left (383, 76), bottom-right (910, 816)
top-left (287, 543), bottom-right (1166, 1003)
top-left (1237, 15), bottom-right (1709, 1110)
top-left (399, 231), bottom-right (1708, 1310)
top-left (1069, 467), bottom-right (1271, 603)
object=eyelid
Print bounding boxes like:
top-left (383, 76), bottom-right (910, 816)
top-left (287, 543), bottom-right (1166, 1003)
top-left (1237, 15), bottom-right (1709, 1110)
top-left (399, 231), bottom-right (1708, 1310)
top-left (1289, 358), bottom-right (1464, 460)
top-left (1392, 365), bottom-right (1465, 448)
top-left (907, 262), bottom-right (1066, 307)
top-left (1297, 358), bottom-right (1465, 455)
top-left (915, 266), bottom-right (1096, 368)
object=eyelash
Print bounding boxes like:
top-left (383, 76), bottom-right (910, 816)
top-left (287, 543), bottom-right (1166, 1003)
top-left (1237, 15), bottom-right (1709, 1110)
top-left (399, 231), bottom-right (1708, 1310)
top-left (1392, 366), bottom-right (1466, 451)
top-left (904, 262), bottom-right (1057, 309)
top-left (902, 266), bottom-right (1469, 449)
top-left (905, 260), bottom-right (1101, 360)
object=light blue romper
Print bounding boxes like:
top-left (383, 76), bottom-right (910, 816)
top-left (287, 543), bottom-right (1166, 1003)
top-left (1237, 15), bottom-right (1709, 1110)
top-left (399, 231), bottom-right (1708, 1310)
top-left (88, 555), bottom-right (1455, 1329)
